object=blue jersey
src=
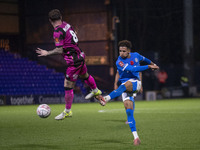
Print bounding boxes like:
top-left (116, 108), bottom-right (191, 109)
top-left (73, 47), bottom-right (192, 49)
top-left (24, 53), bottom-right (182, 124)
top-left (116, 52), bottom-right (151, 83)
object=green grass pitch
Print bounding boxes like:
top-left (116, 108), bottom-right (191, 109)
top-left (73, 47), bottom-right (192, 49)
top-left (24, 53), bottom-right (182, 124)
top-left (0, 98), bottom-right (200, 150)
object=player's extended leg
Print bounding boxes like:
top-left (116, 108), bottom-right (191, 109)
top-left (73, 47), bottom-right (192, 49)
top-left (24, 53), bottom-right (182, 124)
top-left (123, 96), bottom-right (141, 146)
top-left (94, 81), bottom-right (132, 106)
top-left (97, 80), bottom-right (141, 106)
top-left (94, 83), bottom-right (128, 106)
top-left (55, 79), bottom-right (75, 120)
top-left (102, 81), bottom-right (132, 103)
top-left (80, 72), bottom-right (102, 99)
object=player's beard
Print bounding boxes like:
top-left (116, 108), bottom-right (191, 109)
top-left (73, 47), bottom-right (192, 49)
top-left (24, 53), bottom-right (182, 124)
top-left (121, 53), bottom-right (129, 59)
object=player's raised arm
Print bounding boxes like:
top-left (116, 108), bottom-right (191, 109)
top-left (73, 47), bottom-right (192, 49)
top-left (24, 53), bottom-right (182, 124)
top-left (148, 64), bottom-right (159, 70)
top-left (36, 47), bottom-right (63, 57)
top-left (36, 48), bottom-right (48, 56)
top-left (117, 63), bottom-right (158, 73)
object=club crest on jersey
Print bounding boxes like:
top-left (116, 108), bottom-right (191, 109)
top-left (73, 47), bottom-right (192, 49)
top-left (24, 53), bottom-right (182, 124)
top-left (135, 58), bottom-right (138, 62)
top-left (55, 38), bottom-right (59, 44)
top-left (130, 61), bottom-right (134, 65)
top-left (119, 61), bottom-right (124, 67)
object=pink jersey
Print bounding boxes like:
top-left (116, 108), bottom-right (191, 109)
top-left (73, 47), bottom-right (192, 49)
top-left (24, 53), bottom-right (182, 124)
top-left (53, 21), bottom-right (84, 66)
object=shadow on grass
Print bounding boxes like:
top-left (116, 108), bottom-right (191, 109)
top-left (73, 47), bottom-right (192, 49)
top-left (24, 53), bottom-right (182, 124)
top-left (9, 144), bottom-right (61, 149)
top-left (89, 139), bottom-right (129, 145)
top-left (103, 119), bottom-right (126, 123)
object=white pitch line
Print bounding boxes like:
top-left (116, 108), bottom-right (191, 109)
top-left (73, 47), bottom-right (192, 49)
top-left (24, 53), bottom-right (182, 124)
top-left (98, 109), bottom-right (124, 113)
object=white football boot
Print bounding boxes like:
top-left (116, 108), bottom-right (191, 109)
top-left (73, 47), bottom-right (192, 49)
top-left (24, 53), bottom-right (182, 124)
top-left (55, 110), bottom-right (72, 120)
top-left (85, 89), bottom-right (102, 99)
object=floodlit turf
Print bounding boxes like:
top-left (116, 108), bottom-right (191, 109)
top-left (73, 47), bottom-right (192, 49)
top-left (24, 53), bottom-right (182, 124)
top-left (0, 98), bottom-right (200, 150)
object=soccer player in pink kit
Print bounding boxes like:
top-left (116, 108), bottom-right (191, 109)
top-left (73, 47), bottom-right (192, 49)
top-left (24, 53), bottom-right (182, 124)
top-left (36, 9), bottom-right (102, 120)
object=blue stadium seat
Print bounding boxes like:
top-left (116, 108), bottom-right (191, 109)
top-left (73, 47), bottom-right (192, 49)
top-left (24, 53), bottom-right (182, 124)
top-left (0, 49), bottom-right (65, 96)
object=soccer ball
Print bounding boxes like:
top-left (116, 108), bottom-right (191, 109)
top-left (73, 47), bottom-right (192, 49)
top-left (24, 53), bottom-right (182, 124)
top-left (37, 104), bottom-right (51, 118)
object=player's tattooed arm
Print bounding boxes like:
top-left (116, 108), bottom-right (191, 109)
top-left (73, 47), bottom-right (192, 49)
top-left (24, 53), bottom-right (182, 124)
top-left (47, 47), bottom-right (63, 55)
top-left (36, 47), bottom-right (63, 57)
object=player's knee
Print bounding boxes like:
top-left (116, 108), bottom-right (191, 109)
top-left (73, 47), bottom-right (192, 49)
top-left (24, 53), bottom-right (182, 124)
top-left (124, 100), bottom-right (133, 109)
top-left (64, 79), bottom-right (75, 88)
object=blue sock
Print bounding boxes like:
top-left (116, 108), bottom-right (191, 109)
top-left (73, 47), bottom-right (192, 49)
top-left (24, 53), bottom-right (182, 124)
top-left (126, 109), bottom-right (136, 132)
top-left (109, 84), bottom-right (126, 99)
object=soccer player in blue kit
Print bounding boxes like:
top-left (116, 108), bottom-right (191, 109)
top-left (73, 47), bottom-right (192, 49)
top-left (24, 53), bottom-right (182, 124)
top-left (96, 40), bottom-right (159, 146)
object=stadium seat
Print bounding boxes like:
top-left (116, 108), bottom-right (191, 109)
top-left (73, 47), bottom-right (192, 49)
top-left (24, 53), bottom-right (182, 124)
top-left (0, 49), bottom-right (65, 96)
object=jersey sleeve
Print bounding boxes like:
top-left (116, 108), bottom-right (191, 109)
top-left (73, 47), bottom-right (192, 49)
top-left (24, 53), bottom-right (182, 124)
top-left (116, 59), bottom-right (149, 72)
top-left (53, 28), bottom-right (64, 47)
top-left (136, 52), bottom-right (151, 64)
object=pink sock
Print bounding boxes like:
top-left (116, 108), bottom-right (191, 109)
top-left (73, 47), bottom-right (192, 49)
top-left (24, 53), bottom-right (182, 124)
top-left (65, 89), bottom-right (74, 109)
top-left (84, 75), bottom-right (97, 89)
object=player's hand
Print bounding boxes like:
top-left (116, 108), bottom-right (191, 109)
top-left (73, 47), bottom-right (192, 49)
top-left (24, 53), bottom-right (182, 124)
top-left (148, 64), bottom-right (159, 70)
top-left (36, 48), bottom-right (48, 57)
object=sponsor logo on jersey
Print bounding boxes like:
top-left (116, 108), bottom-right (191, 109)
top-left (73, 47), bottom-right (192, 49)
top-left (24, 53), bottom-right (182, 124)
top-left (130, 61), bottom-right (134, 65)
top-left (63, 24), bottom-right (71, 32)
top-left (119, 61), bottom-right (124, 67)
top-left (55, 38), bottom-right (59, 44)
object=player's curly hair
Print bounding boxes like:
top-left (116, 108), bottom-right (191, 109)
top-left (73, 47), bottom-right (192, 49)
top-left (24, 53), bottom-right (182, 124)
top-left (118, 40), bottom-right (132, 49)
top-left (48, 9), bottom-right (62, 21)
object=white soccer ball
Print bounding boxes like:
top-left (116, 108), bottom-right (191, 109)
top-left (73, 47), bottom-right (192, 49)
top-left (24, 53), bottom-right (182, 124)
top-left (37, 104), bottom-right (51, 118)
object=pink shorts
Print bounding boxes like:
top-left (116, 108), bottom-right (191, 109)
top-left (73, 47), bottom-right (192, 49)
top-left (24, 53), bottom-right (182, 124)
top-left (65, 62), bottom-right (87, 82)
